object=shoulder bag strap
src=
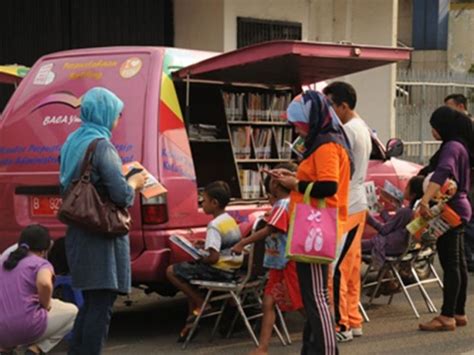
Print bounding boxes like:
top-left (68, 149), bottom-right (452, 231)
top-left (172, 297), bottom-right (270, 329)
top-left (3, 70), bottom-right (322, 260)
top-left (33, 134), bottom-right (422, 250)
top-left (78, 138), bottom-right (103, 179)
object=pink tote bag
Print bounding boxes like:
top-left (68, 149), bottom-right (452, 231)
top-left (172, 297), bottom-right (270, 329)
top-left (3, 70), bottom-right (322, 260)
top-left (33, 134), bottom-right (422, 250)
top-left (286, 183), bottom-right (338, 264)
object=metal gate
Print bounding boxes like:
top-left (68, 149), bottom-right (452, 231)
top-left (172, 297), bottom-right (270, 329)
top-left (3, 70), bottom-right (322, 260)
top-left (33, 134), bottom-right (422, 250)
top-left (396, 70), bottom-right (474, 164)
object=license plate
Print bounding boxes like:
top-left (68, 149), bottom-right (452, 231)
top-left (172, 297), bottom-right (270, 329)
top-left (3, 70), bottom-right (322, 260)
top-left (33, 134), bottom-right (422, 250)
top-left (30, 196), bottom-right (62, 217)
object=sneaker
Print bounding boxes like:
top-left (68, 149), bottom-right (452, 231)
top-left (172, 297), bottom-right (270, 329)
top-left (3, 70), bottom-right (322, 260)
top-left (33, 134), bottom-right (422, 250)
top-left (352, 327), bottom-right (363, 337)
top-left (336, 330), bottom-right (353, 343)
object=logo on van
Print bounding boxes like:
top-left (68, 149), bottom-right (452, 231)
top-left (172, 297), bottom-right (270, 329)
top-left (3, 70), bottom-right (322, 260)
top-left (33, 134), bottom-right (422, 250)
top-left (33, 63), bottom-right (55, 86)
top-left (120, 58), bottom-right (142, 79)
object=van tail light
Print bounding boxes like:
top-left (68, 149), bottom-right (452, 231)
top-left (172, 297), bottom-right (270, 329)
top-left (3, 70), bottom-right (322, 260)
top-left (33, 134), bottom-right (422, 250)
top-left (141, 195), bottom-right (169, 225)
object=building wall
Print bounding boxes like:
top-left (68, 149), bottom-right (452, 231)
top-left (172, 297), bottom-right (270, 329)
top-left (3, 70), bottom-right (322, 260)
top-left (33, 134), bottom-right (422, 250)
top-left (398, 0), bottom-right (413, 47)
top-left (174, 0), bottom-right (401, 142)
top-left (350, 0), bottom-right (398, 143)
top-left (174, 0), bottom-right (224, 51)
top-left (448, 4), bottom-right (474, 73)
top-left (223, 0), bottom-right (310, 51)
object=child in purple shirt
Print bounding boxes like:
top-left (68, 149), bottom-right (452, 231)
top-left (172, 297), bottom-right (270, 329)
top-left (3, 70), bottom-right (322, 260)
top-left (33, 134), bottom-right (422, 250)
top-left (362, 176), bottom-right (424, 268)
top-left (0, 225), bottom-right (78, 355)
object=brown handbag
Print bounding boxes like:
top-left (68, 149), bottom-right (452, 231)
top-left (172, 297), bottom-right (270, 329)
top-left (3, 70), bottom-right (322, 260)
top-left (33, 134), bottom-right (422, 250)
top-left (58, 139), bottom-right (132, 237)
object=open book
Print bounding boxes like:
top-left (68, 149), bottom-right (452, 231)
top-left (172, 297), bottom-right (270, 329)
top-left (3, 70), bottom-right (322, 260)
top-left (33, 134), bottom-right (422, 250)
top-left (169, 235), bottom-right (209, 260)
top-left (379, 180), bottom-right (404, 208)
top-left (122, 161), bottom-right (167, 199)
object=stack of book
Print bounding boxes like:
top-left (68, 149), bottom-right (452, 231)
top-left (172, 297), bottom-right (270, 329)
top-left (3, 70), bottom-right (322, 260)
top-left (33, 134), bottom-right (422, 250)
top-left (222, 91), bottom-right (245, 121)
top-left (252, 128), bottom-right (272, 159)
top-left (231, 126), bottom-right (251, 159)
top-left (189, 124), bottom-right (221, 140)
top-left (239, 169), bottom-right (262, 199)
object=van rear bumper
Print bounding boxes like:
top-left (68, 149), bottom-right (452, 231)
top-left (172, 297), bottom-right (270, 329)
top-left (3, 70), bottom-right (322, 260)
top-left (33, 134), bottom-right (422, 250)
top-left (131, 249), bottom-right (171, 283)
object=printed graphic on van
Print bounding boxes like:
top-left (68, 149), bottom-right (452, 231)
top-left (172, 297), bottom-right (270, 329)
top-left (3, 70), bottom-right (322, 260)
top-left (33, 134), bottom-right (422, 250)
top-left (0, 53), bottom-right (152, 172)
top-left (32, 91), bottom-right (83, 112)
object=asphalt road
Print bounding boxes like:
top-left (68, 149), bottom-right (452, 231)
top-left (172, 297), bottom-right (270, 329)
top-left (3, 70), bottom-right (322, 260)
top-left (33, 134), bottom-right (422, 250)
top-left (51, 271), bottom-right (474, 355)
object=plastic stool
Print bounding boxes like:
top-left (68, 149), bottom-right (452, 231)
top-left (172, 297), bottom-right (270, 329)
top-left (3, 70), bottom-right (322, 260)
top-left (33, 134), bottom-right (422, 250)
top-left (54, 275), bottom-right (83, 341)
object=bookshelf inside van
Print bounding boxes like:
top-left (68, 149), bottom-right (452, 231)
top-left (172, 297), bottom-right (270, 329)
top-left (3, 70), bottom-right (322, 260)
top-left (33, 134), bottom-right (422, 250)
top-left (175, 82), bottom-right (295, 200)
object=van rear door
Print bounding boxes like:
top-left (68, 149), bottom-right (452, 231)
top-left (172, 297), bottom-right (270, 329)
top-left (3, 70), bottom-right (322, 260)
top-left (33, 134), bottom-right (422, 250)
top-left (174, 40), bottom-right (411, 85)
top-left (0, 48), bottom-right (162, 258)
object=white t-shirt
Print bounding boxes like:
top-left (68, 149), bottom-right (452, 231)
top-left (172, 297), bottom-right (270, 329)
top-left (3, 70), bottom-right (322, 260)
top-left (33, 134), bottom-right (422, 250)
top-left (344, 117), bottom-right (372, 214)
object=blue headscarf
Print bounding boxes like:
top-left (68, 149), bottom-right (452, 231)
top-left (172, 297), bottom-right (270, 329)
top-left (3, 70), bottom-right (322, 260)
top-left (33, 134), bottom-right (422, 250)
top-left (287, 90), bottom-right (354, 175)
top-left (60, 87), bottom-right (124, 189)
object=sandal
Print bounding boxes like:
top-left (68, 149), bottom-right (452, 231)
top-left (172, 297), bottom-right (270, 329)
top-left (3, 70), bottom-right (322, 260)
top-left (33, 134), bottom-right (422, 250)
top-left (192, 304), bottom-right (213, 317)
top-left (454, 315), bottom-right (468, 327)
top-left (419, 316), bottom-right (456, 331)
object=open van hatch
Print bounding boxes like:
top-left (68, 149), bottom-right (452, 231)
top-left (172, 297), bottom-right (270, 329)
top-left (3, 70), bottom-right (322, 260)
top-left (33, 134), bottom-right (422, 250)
top-left (172, 40), bottom-right (411, 201)
top-left (173, 40), bottom-right (411, 86)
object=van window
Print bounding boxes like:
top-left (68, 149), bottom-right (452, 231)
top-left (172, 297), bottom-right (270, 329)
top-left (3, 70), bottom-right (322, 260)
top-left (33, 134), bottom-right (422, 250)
top-left (0, 53), bottom-right (153, 172)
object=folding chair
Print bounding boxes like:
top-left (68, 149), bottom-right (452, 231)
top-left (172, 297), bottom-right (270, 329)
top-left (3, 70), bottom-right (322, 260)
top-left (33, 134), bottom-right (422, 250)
top-left (225, 217), bottom-right (291, 345)
top-left (361, 236), bottom-right (440, 319)
top-left (182, 216), bottom-right (291, 349)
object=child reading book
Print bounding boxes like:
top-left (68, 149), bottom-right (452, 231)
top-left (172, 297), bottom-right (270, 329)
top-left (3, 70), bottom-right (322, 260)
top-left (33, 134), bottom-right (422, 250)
top-left (362, 176), bottom-right (424, 269)
top-left (166, 181), bottom-right (242, 342)
top-left (232, 164), bottom-right (303, 355)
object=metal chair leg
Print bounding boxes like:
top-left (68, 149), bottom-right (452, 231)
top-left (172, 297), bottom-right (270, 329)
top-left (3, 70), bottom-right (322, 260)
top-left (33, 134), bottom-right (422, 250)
top-left (368, 266), bottom-right (389, 306)
top-left (391, 265), bottom-right (420, 319)
top-left (210, 298), bottom-right (230, 341)
top-left (429, 262), bottom-right (444, 289)
top-left (226, 292), bottom-right (249, 339)
top-left (410, 266), bottom-right (437, 313)
top-left (273, 303), bottom-right (290, 345)
top-left (183, 289), bottom-right (213, 349)
top-left (358, 301), bottom-right (370, 323)
top-left (253, 292), bottom-right (286, 346)
top-left (230, 290), bottom-right (259, 347)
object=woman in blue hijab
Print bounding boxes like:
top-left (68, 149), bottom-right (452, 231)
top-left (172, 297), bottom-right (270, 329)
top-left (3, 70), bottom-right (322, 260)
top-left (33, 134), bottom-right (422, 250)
top-left (59, 87), bottom-right (145, 355)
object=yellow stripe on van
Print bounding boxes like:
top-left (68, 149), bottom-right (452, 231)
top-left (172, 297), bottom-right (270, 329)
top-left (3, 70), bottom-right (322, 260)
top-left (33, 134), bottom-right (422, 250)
top-left (160, 73), bottom-right (183, 121)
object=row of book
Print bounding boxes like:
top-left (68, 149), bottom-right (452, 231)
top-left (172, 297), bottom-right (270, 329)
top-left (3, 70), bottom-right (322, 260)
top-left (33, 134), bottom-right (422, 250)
top-left (223, 91), bottom-right (293, 122)
top-left (230, 126), bottom-right (293, 160)
top-left (239, 169), bottom-right (263, 199)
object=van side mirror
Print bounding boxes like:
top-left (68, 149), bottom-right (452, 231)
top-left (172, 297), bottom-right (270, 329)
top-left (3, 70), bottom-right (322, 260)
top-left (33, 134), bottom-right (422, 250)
top-left (386, 138), bottom-right (404, 159)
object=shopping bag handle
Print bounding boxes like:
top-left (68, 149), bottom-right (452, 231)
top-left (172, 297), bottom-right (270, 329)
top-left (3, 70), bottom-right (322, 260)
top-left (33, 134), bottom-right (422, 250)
top-left (303, 182), bottom-right (326, 208)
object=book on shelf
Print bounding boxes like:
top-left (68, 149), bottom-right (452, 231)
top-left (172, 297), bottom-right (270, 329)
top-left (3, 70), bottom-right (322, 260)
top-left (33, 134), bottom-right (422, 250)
top-left (231, 126), bottom-right (251, 159)
top-left (281, 128), bottom-right (293, 159)
top-left (239, 169), bottom-right (261, 199)
top-left (222, 91), bottom-right (245, 121)
top-left (270, 93), bottom-right (292, 122)
top-left (252, 128), bottom-right (272, 159)
top-left (169, 235), bottom-right (209, 260)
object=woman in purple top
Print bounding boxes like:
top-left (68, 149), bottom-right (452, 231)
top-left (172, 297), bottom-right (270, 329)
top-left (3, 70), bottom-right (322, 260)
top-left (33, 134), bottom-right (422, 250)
top-left (0, 225), bottom-right (78, 354)
top-left (418, 107), bottom-right (473, 331)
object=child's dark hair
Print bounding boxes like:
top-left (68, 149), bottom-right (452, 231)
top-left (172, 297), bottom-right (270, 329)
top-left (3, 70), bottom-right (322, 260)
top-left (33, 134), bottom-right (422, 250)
top-left (204, 181), bottom-right (231, 208)
top-left (271, 163), bottom-right (298, 194)
top-left (3, 224), bottom-right (51, 271)
top-left (407, 176), bottom-right (424, 208)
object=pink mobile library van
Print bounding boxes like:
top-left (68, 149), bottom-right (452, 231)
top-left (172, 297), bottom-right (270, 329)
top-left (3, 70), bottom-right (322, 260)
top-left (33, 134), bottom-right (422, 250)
top-left (0, 41), bottom-right (417, 295)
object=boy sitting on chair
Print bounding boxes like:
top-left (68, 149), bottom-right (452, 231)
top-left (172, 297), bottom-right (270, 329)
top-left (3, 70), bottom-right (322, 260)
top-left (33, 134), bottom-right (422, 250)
top-left (166, 181), bottom-right (242, 342)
